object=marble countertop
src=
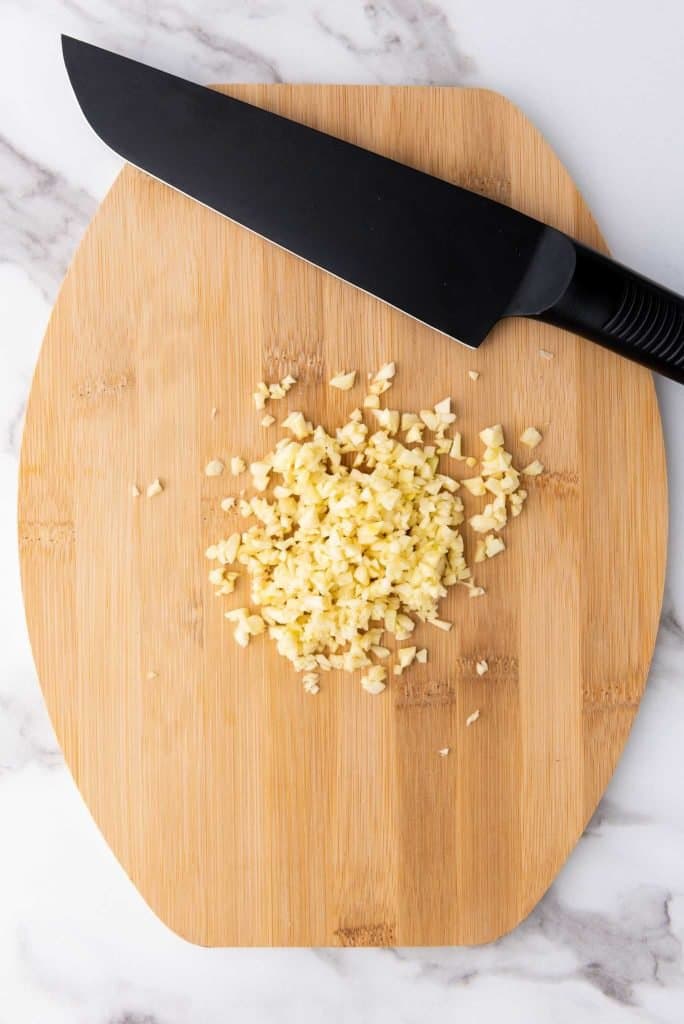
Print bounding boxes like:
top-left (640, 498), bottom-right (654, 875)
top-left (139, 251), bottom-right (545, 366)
top-left (1, 1), bottom-right (683, 1020)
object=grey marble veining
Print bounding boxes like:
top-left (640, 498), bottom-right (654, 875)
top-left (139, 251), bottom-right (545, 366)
top-left (1, 1), bottom-right (683, 1022)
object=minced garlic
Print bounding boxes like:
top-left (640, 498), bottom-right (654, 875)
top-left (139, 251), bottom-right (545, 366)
top-left (449, 434), bottom-right (463, 460)
top-left (361, 665), bottom-right (387, 695)
top-left (205, 459), bottom-right (225, 477)
top-left (208, 417), bottom-right (471, 678)
top-left (302, 671), bottom-right (320, 694)
top-left (206, 371), bottom-right (537, 688)
top-left (463, 476), bottom-right (486, 496)
top-left (367, 362), bottom-right (396, 397)
top-left (282, 411), bottom-right (313, 440)
top-left (329, 370), bottom-right (357, 391)
top-left (146, 478), bottom-right (163, 497)
top-left (520, 426), bottom-right (542, 449)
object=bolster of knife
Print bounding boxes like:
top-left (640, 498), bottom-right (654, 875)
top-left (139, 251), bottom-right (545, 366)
top-left (532, 238), bottom-right (684, 384)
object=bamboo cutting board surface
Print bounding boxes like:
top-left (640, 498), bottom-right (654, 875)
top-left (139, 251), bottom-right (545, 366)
top-left (19, 85), bottom-right (667, 946)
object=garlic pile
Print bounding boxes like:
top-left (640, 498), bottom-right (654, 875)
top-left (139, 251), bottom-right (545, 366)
top-left (205, 367), bottom-right (542, 693)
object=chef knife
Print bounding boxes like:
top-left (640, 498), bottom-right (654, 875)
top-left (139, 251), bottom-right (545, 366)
top-left (62, 36), bottom-right (684, 384)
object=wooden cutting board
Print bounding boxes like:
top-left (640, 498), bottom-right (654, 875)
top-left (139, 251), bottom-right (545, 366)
top-left (19, 85), bottom-right (667, 947)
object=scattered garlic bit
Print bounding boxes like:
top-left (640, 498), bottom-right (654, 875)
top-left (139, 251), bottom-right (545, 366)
top-left (329, 370), bottom-right (357, 391)
top-left (449, 434), bottom-right (464, 460)
top-left (404, 423), bottom-right (425, 444)
top-left (209, 567), bottom-right (239, 596)
top-left (522, 460), bottom-right (544, 476)
top-left (484, 534), bottom-right (505, 559)
top-left (415, 648), bottom-right (428, 664)
top-left (468, 586), bottom-right (486, 598)
top-left (146, 670), bottom-right (158, 680)
top-left (398, 646), bottom-right (417, 670)
top-left (437, 474), bottom-right (459, 493)
top-left (401, 412), bottom-right (419, 431)
top-left (519, 426), bottom-right (542, 449)
top-left (371, 645), bottom-right (390, 660)
top-left (539, 349), bottom-right (554, 360)
top-left (302, 672), bottom-right (320, 695)
top-left (349, 408), bottom-right (363, 422)
top-left (230, 456), bottom-right (246, 476)
top-left (509, 489), bottom-right (528, 517)
top-left (468, 370), bottom-right (480, 381)
top-left (429, 618), bottom-right (452, 632)
top-left (476, 659), bottom-right (489, 676)
top-left (254, 377), bottom-right (297, 405)
top-left (463, 476), bottom-right (486, 496)
top-left (238, 498), bottom-right (252, 518)
top-left (361, 665), bottom-right (387, 695)
top-left (368, 362), bottom-right (396, 396)
top-left (469, 501), bottom-right (506, 533)
top-left (131, 484), bottom-right (141, 498)
top-left (374, 361), bottom-right (396, 382)
top-left (363, 394), bottom-right (380, 409)
top-left (146, 478), bottom-right (163, 498)
top-left (465, 456), bottom-right (477, 468)
top-left (371, 408), bottom-right (400, 435)
top-left (466, 709), bottom-right (480, 726)
top-left (207, 532), bottom-right (241, 565)
top-left (260, 414), bottom-right (276, 428)
top-left (282, 411), bottom-right (313, 440)
top-left (249, 460), bottom-right (272, 492)
top-left (419, 409), bottom-right (440, 431)
top-left (211, 407), bottom-right (218, 419)
top-left (438, 747), bottom-right (450, 757)
top-left (224, 607), bottom-right (249, 647)
top-left (224, 607), bottom-right (265, 647)
top-left (205, 459), bottom-right (225, 477)
top-left (466, 424), bottom-right (532, 542)
top-left (479, 424), bottom-right (504, 448)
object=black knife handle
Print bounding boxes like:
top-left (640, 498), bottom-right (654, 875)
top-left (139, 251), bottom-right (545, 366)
top-left (536, 241), bottom-right (684, 383)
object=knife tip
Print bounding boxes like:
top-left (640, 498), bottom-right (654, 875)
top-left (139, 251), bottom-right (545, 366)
top-left (61, 33), bottom-right (84, 70)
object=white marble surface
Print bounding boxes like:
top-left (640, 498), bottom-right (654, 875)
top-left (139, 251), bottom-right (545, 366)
top-left (1, 1), bottom-right (683, 1020)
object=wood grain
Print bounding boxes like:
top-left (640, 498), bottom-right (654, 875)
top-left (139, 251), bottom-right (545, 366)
top-left (18, 86), bottom-right (667, 946)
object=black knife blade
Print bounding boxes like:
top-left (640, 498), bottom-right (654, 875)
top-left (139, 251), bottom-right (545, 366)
top-left (61, 36), bottom-right (684, 382)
